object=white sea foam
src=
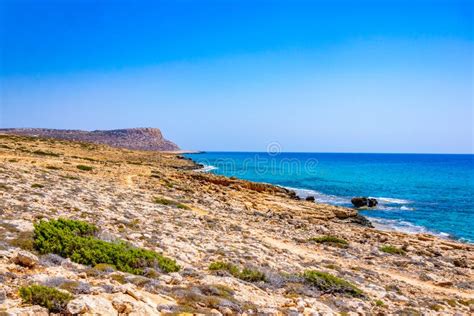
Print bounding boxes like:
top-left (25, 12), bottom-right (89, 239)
top-left (286, 187), bottom-right (348, 205)
top-left (371, 197), bottom-right (411, 205)
top-left (368, 217), bottom-right (449, 239)
top-left (196, 165), bottom-right (218, 172)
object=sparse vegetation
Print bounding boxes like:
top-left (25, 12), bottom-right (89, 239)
top-left (34, 218), bottom-right (180, 274)
top-left (9, 231), bottom-right (35, 251)
top-left (32, 150), bottom-right (60, 157)
top-left (302, 270), bottom-right (362, 296)
top-left (374, 299), bottom-right (385, 307)
top-left (173, 284), bottom-right (250, 314)
top-left (31, 183), bottom-right (44, 188)
top-left (209, 261), bottom-right (266, 282)
top-left (309, 235), bottom-right (348, 247)
top-left (153, 197), bottom-right (190, 210)
top-left (380, 245), bottom-right (406, 255)
top-left (76, 164), bottom-right (93, 171)
top-left (46, 165), bottom-right (61, 170)
top-left (19, 285), bottom-right (73, 313)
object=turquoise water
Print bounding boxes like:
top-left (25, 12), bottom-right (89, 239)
top-left (185, 152), bottom-right (474, 243)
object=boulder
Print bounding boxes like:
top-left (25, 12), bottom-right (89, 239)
top-left (66, 295), bottom-right (114, 315)
top-left (3, 306), bottom-right (49, 316)
top-left (351, 197), bottom-right (378, 208)
top-left (11, 250), bottom-right (38, 268)
top-left (305, 196), bottom-right (315, 202)
top-left (367, 198), bottom-right (378, 207)
top-left (66, 299), bottom-right (88, 314)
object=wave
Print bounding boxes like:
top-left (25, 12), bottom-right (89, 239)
top-left (285, 187), bottom-right (348, 205)
top-left (368, 217), bottom-right (450, 239)
top-left (195, 165), bottom-right (218, 173)
top-left (370, 197), bottom-right (411, 205)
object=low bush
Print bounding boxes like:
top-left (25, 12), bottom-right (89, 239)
top-left (379, 245), bottom-right (406, 255)
top-left (302, 270), bottom-right (362, 297)
top-left (34, 218), bottom-right (180, 275)
top-left (209, 261), bottom-right (265, 282)
top-left (153, 197), bottom-right (190, 210)
top-left (76, 165), bottom-right (93, 171)
top-left (31, 183), bottom-right (44, 188)
top-left (309, 236), bottom-right (348, 247)
top-left (19, 285), bottom-right (73, 313)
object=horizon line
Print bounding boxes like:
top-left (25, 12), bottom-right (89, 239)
top-left (186, 150), bottom-right (474, 155)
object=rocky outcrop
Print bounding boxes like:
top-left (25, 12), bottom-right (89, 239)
top-left (0, 128), bottom-right (179, 151)
top-left (351, 197), bottom-right (378, 208)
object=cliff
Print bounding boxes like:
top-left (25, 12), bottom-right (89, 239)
top-left (0, 128), bottom-right (180, 151)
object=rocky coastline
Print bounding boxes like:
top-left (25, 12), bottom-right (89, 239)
top-left (0, 133), bottom-right (473, 315)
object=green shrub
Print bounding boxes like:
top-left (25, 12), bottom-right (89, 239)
top-left (374, 299), bottom-right (385, 307)
top-left (76, 165), bottom-right (93, 171)
top-left (19, 285), bottom-right (73, 313)
top-left (31, 183), bottom-right (44, 188)
top-left (309, 236), bottom-right (348, 247)
top-left (380, 245), bottom-right (406, 255)
top-left (154, 197), bottom-right (190, 210)
top-left (209, 261), bottom-right (265, 282)
top-left (34, 218), bottom-right (179, 274)
top-left (302, 270), bottom-right (362, 296)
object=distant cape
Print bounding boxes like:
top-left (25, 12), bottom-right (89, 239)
top-left (0, 127), bottom-right (180, 152)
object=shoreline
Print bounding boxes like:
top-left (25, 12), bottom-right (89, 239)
top-left (187, 161), bottom-right (471, 244)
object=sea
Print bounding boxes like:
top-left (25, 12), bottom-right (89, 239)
top-left (185, 152), bottom-right (474, 243)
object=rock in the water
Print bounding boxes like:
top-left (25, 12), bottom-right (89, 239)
top-left (305, 196), bottom-right (315, 202)
top-left (367, 198), bottom-right (378, 207)
top-left (11, 250), bottom-right (38, 268)
top-left (351, 197), bottom-right (378, 208)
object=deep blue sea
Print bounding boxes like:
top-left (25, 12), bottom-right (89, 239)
top-left (185, 152), bottom-right (474, 243)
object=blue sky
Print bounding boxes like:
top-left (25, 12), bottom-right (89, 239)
top-left (0, 0), bottom-right (472, 153)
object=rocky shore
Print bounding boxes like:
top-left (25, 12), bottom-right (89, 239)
top-left (0, 134), bottom-right (473, 315)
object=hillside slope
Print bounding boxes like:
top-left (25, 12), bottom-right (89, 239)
top-left (0, 134), bottom-right (472, 315)
top-left (0, 128), bottom-right (179, 151)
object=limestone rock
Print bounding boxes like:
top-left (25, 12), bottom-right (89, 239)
top-left (3, 306), bottom-right (49, 316)
top-left (66, 295), bottom-right (115, 315)
top-left (11, 250), bottom-right (38, 268)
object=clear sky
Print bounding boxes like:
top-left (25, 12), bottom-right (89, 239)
top-left (0, 0), bottom-right (472, 153)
